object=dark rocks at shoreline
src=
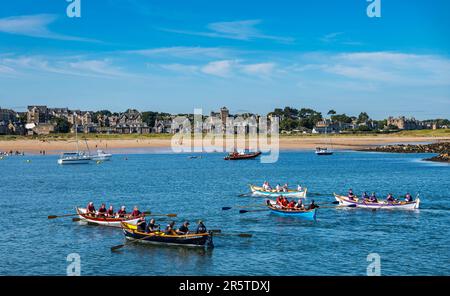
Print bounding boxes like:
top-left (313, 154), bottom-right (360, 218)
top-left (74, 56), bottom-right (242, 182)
top-left (359, 142), bottom-right (450, 163)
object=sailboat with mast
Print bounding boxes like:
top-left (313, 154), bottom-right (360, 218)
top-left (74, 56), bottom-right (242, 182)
top-left (315, 119), bottom-right (334, 155)
top-left (57, 124), bottom-right (91, 165)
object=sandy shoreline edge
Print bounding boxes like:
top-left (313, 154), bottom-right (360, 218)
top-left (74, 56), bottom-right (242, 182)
top-left (1, 136), bottom-right (449, 154)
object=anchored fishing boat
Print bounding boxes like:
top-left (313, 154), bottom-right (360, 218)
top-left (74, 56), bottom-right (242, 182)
top-left (250, 185), bottom-right (307, 198)
top-left (333, 194), bottom-right (420, 210)
top-left (75, 207), bottom-right (142, 227)
top-left (121, 222), bottom-right (214, 248)
top-left (224, 151), bottom-right (261, 160)
top-left (266, 200), bottom-right (317, 219)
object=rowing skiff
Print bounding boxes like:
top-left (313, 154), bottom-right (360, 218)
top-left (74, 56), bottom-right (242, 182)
top-left (250, 185), bottom-right (307, 198)
top-left (333, 194), bottom-right (420, 210)
top-left (76, 207), bottom-right (142, 227)
top-left (121, 222), bottom-right (214, 248)
top-left (266, 200), bottom-right (317, 220)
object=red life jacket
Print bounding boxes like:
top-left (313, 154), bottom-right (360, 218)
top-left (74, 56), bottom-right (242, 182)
top-left (281, 199), bottom-right (288, 207)
top-left (87, 204), bottom-right (95, 212)
top-left (131, 210), bottom-right (141, 217)
top-left (107, 209), bottom-right (114, 216)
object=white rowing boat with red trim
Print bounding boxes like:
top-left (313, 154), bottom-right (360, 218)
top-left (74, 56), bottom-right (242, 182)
top-left (76, 207), bottom-right (142, 227)
top-left (334, 194), bottom-right (420, 210)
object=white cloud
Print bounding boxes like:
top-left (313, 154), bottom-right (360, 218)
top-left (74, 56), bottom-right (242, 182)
top-left (0, 14), bottom-right (96, 42)
top-left (201, 60), bottom-right (235, 77)
top-left (127, 46), bottom-right (232, 59)
top-left (162, 19), bottom-right (294, 43)
top-left (240, 62), bottom-right (276, 77)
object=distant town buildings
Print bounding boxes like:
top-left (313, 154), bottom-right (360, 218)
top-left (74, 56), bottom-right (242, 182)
top-left (0, 105), bottom-right (448, 136)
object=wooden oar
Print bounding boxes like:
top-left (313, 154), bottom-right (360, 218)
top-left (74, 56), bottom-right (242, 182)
top-left (48, 213), bottom-right (80, 219)
top-left (211, 230), bottom-right (252, 238)
top-left (238, 192), bottom-right (252, 197)
top-left (222, 204), bottom-right (265, 211)
top-left (111, 234), bottom-right (150, 252)
top-left (239, 209), bottom-right (268, 214)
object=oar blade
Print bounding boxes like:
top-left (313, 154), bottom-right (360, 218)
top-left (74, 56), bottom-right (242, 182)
top-left (239, 210), bottom-right (249, 214)
top-left (166, 213), bottom-right (177, 217)
top-left (222, 207), bottom-right (232, 211)
top-left (111, 244), bottom-right (125, 252)
top-left (47, 215), bottom-right (58, 219)
top-left (210, 229), bottom-right (222, 233)
top-left (72, 218), bottom-right (81, 222)
top-left (238, 233), bottom-right (252, 238)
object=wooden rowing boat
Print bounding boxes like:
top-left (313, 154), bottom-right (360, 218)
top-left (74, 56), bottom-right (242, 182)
top-left (121, 222), bottom-right (214, 248)
top-left (75, 207), bottom-right (142, 227)
top-left (224, 151), bottom-right (261, 160)
top-left (266, 200), bottom-right (317, 219)
top-left (250, 185), bottom-right (307, 198)
top-left (333, 194), bottom-right (420, 210)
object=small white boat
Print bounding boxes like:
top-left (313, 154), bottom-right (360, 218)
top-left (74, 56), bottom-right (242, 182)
top-left (91, 150), bottom-right (112, 161)
top-left (250, 185), bottom-right (307, 198)
top-left (76, 207), bottom-right (141, 227)
top-left (334, 194), bottom-right (420, 210)
top-left (57, 152), bottom-right (91, 165)
top-left (315, 147), bottom-right (333, 155)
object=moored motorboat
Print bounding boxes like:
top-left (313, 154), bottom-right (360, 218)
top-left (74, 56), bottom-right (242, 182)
top-left (315, 147), bottom-right (333, 155)
top-left (91, 150), bottom-right (112, 161)
top-left (249, 185), bottom-right (307, 198)
top-left (75, 207), bottom-right (142, 227)
top-left (333, 194), bottom-right (420, 210)
top-left (266, 200), bottom-right (317, 219)
top-left (121, 222), bottom-right (214, 248)
top-left (224, 151), bottom-right (261, 160)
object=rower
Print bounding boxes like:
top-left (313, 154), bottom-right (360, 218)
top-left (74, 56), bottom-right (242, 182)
top-left (297, 184), bottom-right (303, 192)
top-left (97, 203), bottom-right (107, 217)
top-left (362, 192), bottom-right (369, 201)
top-left (295, 199), bottom-right (304, 209)
top-left (165, 221), bottom-right (176, 235)
top-left (281, 196), bottom-right (289, 207)
top-left (196, 220), bottom-right (207, 234)
top-left (130, 206), bottom-right (142, 217)
top-left (117, 206), bottom-right (127, 218)
top-left (369, 193), bottom-right (378, 203)
top-left (287, 200), bottom-right (296, 209)
top-left (86, 202), bottom-right (96, 216)
top-left (386, 193), bottom-right (396, 203)
top-left (177, 221), bottom-right (190, 235)
top-left (308, 200), bottom-right (319, 210)
top-left (136, 216), bottom-right (147, 232)
top-left (276, 184), bottom-right (281, 192)
top-left (348, 189), bottom-right (355, 200)
top-left (276, 195), bottom-right (283, 206)
top-left (106, 205), bottom-right (114, 217)
top-left (405, 193), bottom-right (414, 202)
top-left (283, 183), bottom-right (289, 192)
top-left (146, 219), bottom-right (160, 233)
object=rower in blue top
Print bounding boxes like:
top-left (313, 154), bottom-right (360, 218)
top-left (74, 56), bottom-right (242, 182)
top-left (369, 192), bottom-right (378, 203)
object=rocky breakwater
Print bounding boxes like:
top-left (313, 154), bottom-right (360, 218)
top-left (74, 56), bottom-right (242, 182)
top-left (359, 142), bottom-right (450, 163)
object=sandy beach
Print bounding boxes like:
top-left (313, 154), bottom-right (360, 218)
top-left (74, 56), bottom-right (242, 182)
top-left (1, 136), bottom-right (449, 154)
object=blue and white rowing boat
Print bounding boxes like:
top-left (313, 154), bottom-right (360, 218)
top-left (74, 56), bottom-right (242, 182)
top-left (266, 200), bottom-right (317, 220)
top-left (250, 185), bottom-right (307, 198)
top-left (334, 194), bottom-right (420, 210)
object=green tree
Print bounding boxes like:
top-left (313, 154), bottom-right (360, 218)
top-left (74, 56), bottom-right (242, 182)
top-left (331, 113), bottom-right (353, 124)
top-left (52, 117), bottom-right (72, 133)
top-left (357, 112), bottom-right (370, 124)
top-left (327, 109), bottom-right (336, 115)
top-left (298, 108), bottom-right (322, 129)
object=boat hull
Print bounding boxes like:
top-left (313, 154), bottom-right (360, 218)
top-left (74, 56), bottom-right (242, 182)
top-left (57, 158), bottom-right (91, 165)
top-left (334, 194), bottom-right (420, 210)
top-left (267, 201), bottom-right (316, 220)
top-left (76, 208), bottom-right (141, 226)
top-left (121, 222), bottom-right (213, 248)
top-left (250, 185), bottom-right (307, 198)
top-left (224, 151), bottom-right (261, 160)
top-left (91, 155), bottom-right (112, 161)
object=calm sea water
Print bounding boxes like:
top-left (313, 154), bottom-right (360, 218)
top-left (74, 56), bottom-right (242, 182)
top-left (0, 150), bottom-right (449, 275)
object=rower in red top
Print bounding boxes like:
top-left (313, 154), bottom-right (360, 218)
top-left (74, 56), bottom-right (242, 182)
top-left (97, 203), bottom-right (107, 217)
top-left (131, 206), bottom-right (142, 217)
top-left (276, 195), bottom-right (283, 206)
top-left (281, 197), bottom-right (289, 207)
top-left (86, 202), bottom-right (96, 216)
top-left (117, 206), bottom-right (127, 218)
top-left (287, 200), bottom-right (296, 209)
top-left (106, 205), bottom-right (114, 217)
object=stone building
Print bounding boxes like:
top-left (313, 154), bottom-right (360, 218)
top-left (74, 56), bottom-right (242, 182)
top-left (27, 105), bottom-right (49, 124)
top-left (387, 116), bottom-right (424, 130)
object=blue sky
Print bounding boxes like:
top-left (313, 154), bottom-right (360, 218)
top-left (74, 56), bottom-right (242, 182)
top-left (0, 0), bottom-right (449, 119)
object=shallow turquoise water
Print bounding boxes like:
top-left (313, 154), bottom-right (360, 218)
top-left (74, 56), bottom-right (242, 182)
top-left (0, 150), bottom-right (449, 275)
